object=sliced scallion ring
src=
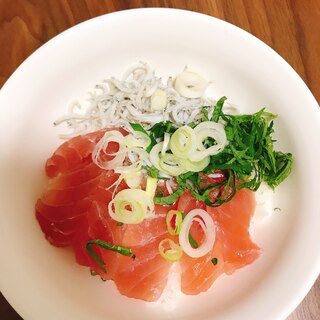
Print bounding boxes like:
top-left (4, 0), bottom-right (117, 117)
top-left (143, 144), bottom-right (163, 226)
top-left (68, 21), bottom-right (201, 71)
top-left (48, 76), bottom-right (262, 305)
top-left (158, 238), bottom-right (183, 262)
top-left (185, 156), bottom-right (210, 172)
top-left (166, 210), bottom-right (183, 235)
top-left (161, 132), bottom-right (171, 156)
top-left (170, 125), bottom-right (197, 158)
top-left (125, 131), bottom-right (151, 149)
top-left (149, 142), bottom-right (164, 171)
top-left (189, 121), bottom-right (227, 162)
top-left (179, 208), bottom-right (216, 258)
top-left (159, 154), bottom-right (186, 176)
top-left (108, 189), bottom-right (154, 224)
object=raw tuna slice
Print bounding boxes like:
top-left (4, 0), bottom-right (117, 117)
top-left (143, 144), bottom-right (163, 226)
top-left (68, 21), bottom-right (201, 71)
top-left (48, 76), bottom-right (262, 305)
top-left (206, 188), bottom-right (261, 274)
top-left (36, 129), bottom-right (260, 301)
top-left (36, 129), bottom-right (173, 301)
top-left (177, 189), bottom-right (260, 295)
top-left (36, 129), bottom-right (121, 246)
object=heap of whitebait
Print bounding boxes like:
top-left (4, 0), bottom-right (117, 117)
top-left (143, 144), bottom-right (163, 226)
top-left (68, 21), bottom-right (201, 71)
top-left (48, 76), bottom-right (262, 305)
top-left (54, 62), bottom-right (237, 139)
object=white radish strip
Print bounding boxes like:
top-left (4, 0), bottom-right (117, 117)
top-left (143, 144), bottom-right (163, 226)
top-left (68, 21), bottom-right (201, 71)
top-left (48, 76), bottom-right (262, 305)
top-left (158, 171), bottom-right (173, 179)
top-left (179, 209), bottom-right (216, 258)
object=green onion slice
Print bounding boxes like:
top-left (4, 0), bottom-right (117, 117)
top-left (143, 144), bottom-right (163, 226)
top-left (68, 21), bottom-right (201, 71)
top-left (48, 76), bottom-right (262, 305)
top-left (159, 154), bottom-right (186, 176)
top-left (108, 188), bottom-right (154, 224)
top-left (170, 125), bottom-right (197, 158)
top-left (158, 238), bottom-right (183, 262)
top-left (166, 210), bottom-right (183, 235)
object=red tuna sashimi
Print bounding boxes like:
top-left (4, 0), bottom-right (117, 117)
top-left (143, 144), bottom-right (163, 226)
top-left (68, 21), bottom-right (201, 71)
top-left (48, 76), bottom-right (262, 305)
top-left (45, 130), bottom-right (105, 178)
top-left (36, 129), bottom-right (260, 301)
top-left (177, 189), bottom-right (260, 295)
top-left (36, 129), bottom-right (173, 301)
top-left (36, 129), bottom-right (122, 246)
top-left (111, 211), bottom-right (171, 301)
top-left (206, 188), bottom-right (260, 274)
top-left (73, 197), bottom-right (173, 301)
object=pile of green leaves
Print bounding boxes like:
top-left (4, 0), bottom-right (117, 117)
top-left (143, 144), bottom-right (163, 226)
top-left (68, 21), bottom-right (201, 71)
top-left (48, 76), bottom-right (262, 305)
top-left (151, 96), bottom-right (293, 207)
top-left (130, 121), bottom-right (177, 153)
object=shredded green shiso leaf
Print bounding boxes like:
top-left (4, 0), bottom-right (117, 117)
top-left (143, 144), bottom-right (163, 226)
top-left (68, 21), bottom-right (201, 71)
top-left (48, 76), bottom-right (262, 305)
top-left (86, 240), bottom-right (133, 273)
top-left (86, 97), bottom-right (293, 272)
top-left (148, 96), bottom-right (293, 207)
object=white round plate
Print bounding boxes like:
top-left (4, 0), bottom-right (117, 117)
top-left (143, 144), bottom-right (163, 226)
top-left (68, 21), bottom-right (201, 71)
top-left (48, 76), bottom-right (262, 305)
top-left (0, 8), bottom-right (319, 320)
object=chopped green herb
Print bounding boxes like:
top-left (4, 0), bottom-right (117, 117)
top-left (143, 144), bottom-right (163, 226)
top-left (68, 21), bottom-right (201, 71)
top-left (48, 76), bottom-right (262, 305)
top-left (211, 96), bottom-right (227, 122)
top-left (211, 257), bottom-right (218, 265)
top-left (187, 121), bottom-right (197, 129)
top-left (210, 103), bottom-right (293, 192)
top-left (201, 106), bottom-right (210, 121)
top-left (180, 212), bottom-right (199, 248)
top-left (132, 254), bottom-right (136, 260)
top-left (130, 122), bottom-right (148, 134)
top-left (86, 240), bottom-right (133, 273)
top-left (142, 165), bottom-right (159, 179)
top-left (142, 96), bottom-right (292, 208)
top-left (116, 222), bottom-right (124, 226)
top-left (154, 188), bottom-right (184, 206)
top-left (149, 121), bottom-right (177, 139)
top-left (189, 234), bottom-right (198, 248)
top-left (169, 97), bottom-right (292, 206)
top-left (130, 122), bottom-right (156, 152)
